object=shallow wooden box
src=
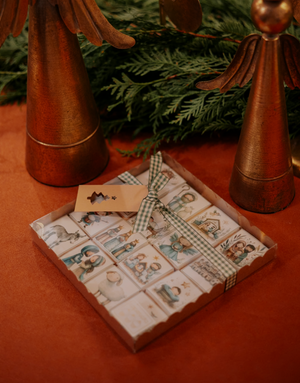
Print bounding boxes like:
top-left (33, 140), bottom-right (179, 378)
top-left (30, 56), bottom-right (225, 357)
top-left (30, 152), bottom-right (277, 352)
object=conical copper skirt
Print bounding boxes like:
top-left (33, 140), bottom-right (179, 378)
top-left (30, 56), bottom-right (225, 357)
top-left (229, 35), bottom-right (295, 213)
top-left (26, 0), bottom-right (109, 186)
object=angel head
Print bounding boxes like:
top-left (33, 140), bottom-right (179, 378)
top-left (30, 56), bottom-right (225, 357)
top-left (0, 0), bottom-right (135, 49)
top-left (251, 0), bottom-right (293, 34)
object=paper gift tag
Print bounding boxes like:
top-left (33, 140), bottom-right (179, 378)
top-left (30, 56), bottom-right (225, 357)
top-left (146, 271), bottom-right (202, 316)
top-left (111, 293), bottom-right (168, 338)
top-left (69, 211), bottom-right (122, 237)
top-left (85, 265), bottom-right (139, 311)
top-left (40, 215), bottom-right (88, 257)
top-left (153, 230), bottom-right (202, 269)
top-left (60, 240), bottom-right (114, 283)
top-left (215, 229), bottom-right (269, 268)
top-left (181, 255), bottom-right (225, 293)
top-left (75, 185), bottom-right (148, 212)
top-left (119, 244), bottom-right (174, 289)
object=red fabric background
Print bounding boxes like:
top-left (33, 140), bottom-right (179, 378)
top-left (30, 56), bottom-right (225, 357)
top-left (1, 104), bottom-right (299, 383)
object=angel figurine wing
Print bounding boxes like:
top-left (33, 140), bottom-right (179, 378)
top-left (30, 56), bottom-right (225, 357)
top-left (196, 34), bottom-right (262, 93)
top-left (0, 0), bottom-right (37, 47)
top-left (48, 0), bottom-right (135, 49)
top-left (280, 34), bottom-right (300, 89)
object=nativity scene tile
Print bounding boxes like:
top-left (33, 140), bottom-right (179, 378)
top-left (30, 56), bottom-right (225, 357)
top-left (215, 229), bottom-right (269, 268)
top-left (93, 220), bottom-right (147, 263)
top-left (119, 244), bottom-right (174, 289)
top-left (60, 240), bottom-right (114, 283)
top-left (189, 206), bottom-right (240, 247)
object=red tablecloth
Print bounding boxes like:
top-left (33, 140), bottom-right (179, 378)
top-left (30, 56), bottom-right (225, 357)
top-left (1, 104), bottom-right (299, 383)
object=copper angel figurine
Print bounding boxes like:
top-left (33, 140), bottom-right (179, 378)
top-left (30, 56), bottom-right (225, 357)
top-left (197, 0), bottom-right (299, 213)
top-left (0, 0), bottom-right (135, 186)
top-left (159, 0), bottom-right (202, 32)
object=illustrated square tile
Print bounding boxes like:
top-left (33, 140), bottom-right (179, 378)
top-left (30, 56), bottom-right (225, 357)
top-left (111, 293), bottom-right (168, 338)
top-left (153, 230), bottom-right (202, 269)
top-left (135, 163), bottom-right (186, 198)
top-left (69, 211), bottom-right (122, 237)
top-left (85, 265), bottom-right (139, 311)
top-left (181, 255), bottom-right (225, 293)
top-left (119, 244), bottom-right (174, 289)
top-left (128, 210), bottom-right (175, 244)
top-left (189, 206), bottom-right (240, 247)
top-left (146, 271), bottom-right (202, 316)
top-left (215, 229), bottom-right (269, 268)
top-left (41, 215), bottom-right (88, 257)
top-left (93, 220), bottom-right (147, 262)
top-left (160, 183), bottom-right (211, 221)
top-left (60, 240), bottom-right (114, 283)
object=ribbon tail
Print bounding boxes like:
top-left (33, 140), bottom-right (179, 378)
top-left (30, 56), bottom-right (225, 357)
top-left (133, 199), bottom-right (157, 233)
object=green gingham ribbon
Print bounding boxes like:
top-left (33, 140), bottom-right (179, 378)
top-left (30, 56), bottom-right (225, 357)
top-left (118, 152), bottom-right (237, 290)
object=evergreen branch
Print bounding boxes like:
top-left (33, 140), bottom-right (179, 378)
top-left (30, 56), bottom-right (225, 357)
top-left (0, 0), bottom-right (300, 157)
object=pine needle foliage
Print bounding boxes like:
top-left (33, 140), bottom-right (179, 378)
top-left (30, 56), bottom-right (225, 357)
top-left (1, 0), bottom-right (300, 157)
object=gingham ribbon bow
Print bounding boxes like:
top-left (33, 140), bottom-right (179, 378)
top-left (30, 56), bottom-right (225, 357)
top-left (118, 152), bottom-right (237, 290)
top-left (119, 152), bottom-right (169, 233)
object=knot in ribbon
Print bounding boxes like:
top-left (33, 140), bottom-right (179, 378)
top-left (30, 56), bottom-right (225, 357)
top-left (119, 152), bottom-right (169, 233)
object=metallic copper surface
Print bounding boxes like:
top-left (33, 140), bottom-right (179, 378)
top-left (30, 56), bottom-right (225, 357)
top-left (251, 0), bottom-right (293, 34)
top-left (26, 0), bottom-right (109, 186)
top-left (291, 137), bottom-right (300, 177)
top-left (229, 34), bottom-right (295, 213)
top-left (196, 0), bottom-right (296, 213)
top-left (291, 0), bottom-right (300, 22)
top-left (0, 0), bottom-right (135, 187)
top-left (159, 0), bottom-right (202, 32)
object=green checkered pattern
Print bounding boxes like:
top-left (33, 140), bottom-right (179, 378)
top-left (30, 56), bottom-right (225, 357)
top-left (118, 152), bottom-right (237, 290)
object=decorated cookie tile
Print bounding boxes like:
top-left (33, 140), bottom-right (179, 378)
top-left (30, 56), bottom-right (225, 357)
top-left (111, 292), bottom-right (168, 338)
top-left (181, 255), bottom-right (225, 293)
top-left (128, 210), bottom-right (175, 244)
top-left (69, 211), bottom-right (122, 237)
top-left (85, 265), bottom-right (139, 311)
top-left (119, 244), bottom-right (174, 289)
top-left (189, 206), bottom-right (240, 247)
top-left (160, 183), bottom-right (211, 222)
top-left (215, 229), bottom-right (269, 268)
top-left (93, 220), bottom-right (147, 263)
top-left (153, 230), bottom-right (202, 269)
top-left (60, 240), bottom-right (114, 283)
top-left (41, 215), bottom-right (88, 257)
top-left (146, 271), bottom-right (202, 316)
top-left (135, 163), bottom-right (186, 198)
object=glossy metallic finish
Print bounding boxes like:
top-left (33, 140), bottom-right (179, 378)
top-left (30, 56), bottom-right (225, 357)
top-left (159, 0), bottom-right (202, 32)
top-left (291, 137), bottom-right (300, 177)
top-left (26, 0), bottom-right (109, 186)
top-left (229, 34), bottom-right (295, 213)
top-left (252, 0), bottom-right (293, 34)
